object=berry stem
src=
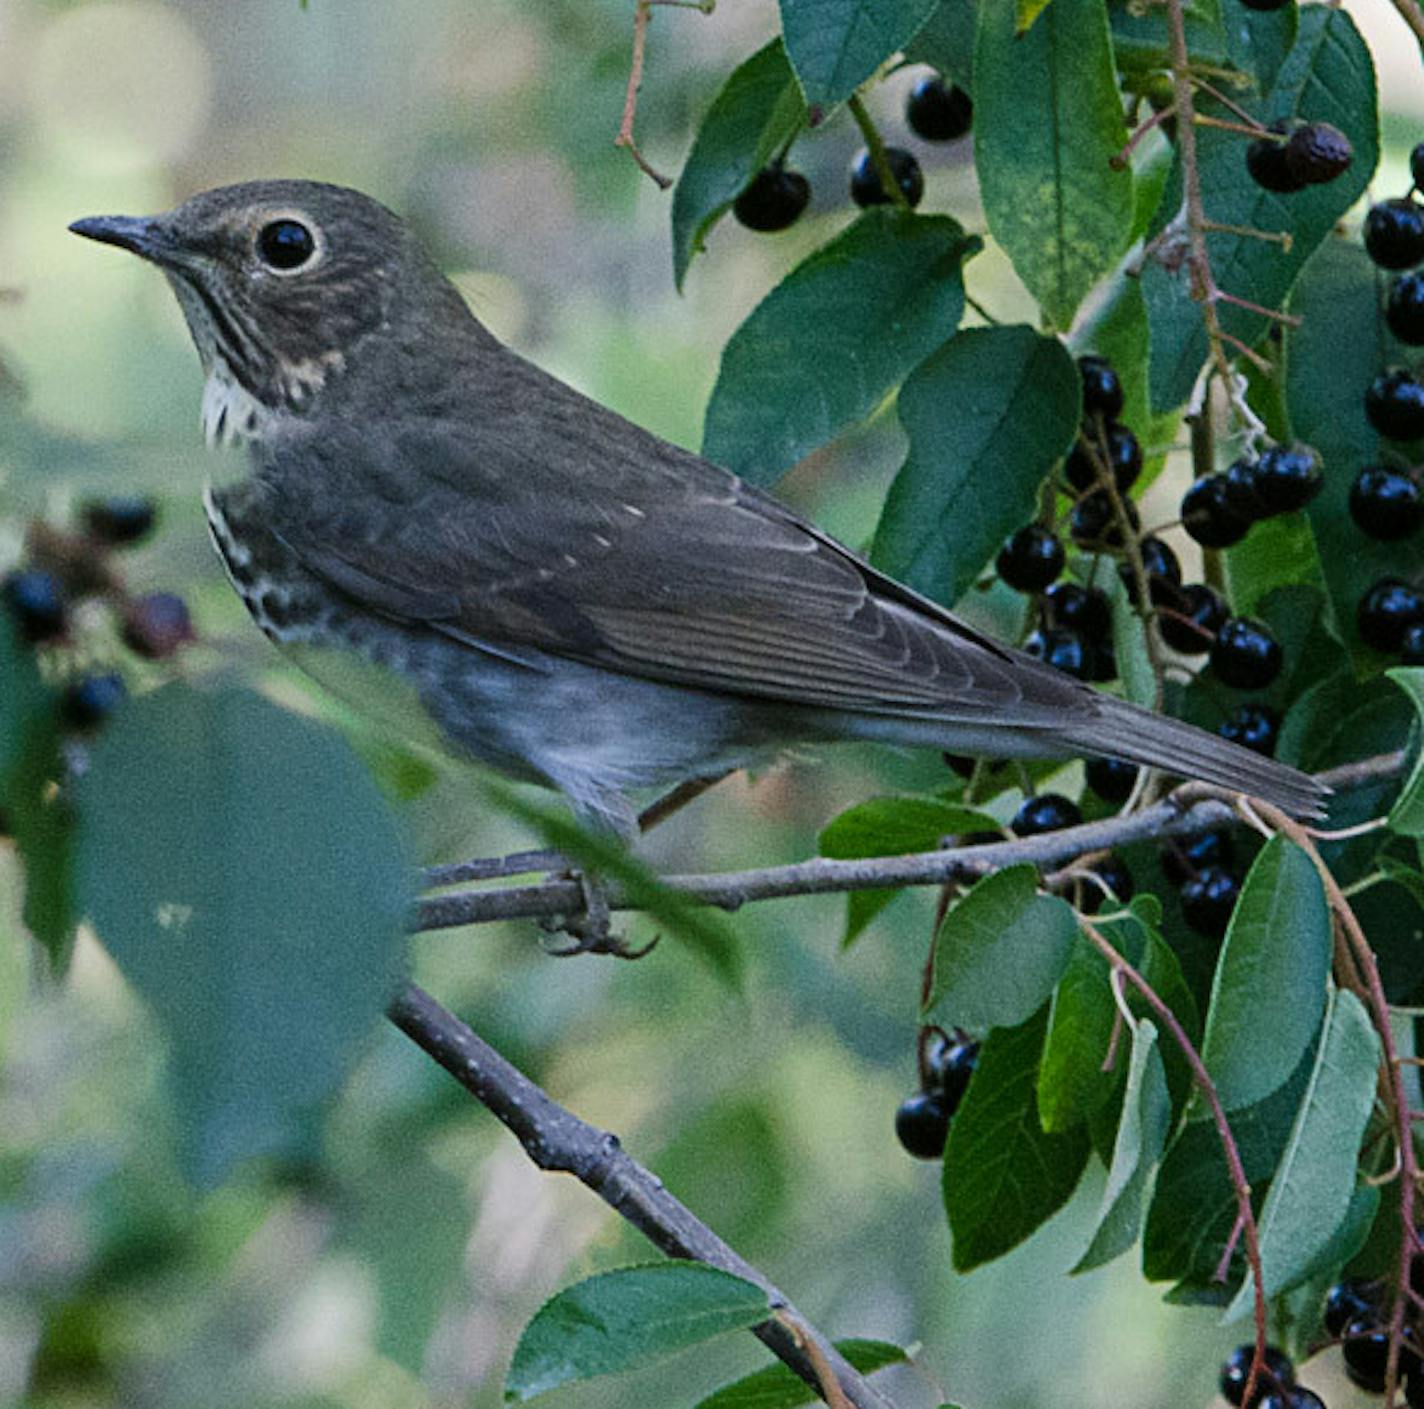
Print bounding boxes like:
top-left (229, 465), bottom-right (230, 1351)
top-left (1189, 76), bottom-right (1269, 133)
top-left (1110, 103), bottom-right (1177, 171)
top-left (848, 94), bottom-right (911, 211)
top-left (1192, 113), bottom-right (1276, 141)
top-left (1201, 219), bottom-right (1293, 250)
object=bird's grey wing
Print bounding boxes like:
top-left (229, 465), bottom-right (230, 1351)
top-left (261, 408), bottom-right (1096, 727)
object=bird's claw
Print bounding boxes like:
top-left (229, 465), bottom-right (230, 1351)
top-left (540, 870), bottom-right (656, 959)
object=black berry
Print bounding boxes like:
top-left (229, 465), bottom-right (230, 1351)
top-left (1403, 621), bottom-right (1424, 664)
top-left (1077, 355), bottom-right (1125, 419)
top-left (59, 672), bottom-right (127, 730)
top-left (1254, 444), bottom-right (1322, 513)
top-left (1325, 1278), bottom-right (1381, 1339)
top-left (1220, 1343), bottom-right (1295, 1409)
top-left (1364, 198), bottom-right (1424, 271)
top-left (1160, 827), bottom-right (1235, 887)
top-left (1357, 578), bottom-right (1424, 652)
top-left (1283, 122), bottom-right (1353, 186)
top-left (1179, 865), bottom-right (1241, 937)
top-left (905, 75), bottom-right (973, 142)
top-left (1119, 535), bottom-right (1181, 606)
top-left (1365, 368), bottom-right (1424, 441)
top-left (1349, 465), bottom-right (1423, 540)
top-left (1388, 272), bottom-right (1424, 345)
top-left (1159, 581), bottom-right (1229, 654)
top-left (1342, 1319), bottom-right (1421, 1393)
top-left (1211, 617), bottom-right (1283, 690)
top-left (1222, 458), bottom-right (1266, 522)
top-left (3, 569), bottom-right (67, 643)
top-left (1011, 792), bottom-right (1082, 836)
top-left (121, 592), bottom-right (195, 659)
top-left (1043, 582), bottom-right (1112, 641)
top-left (850, 147), bottom-right (924, 209)
top-left (1024, 626), bottom-right (1091, 679)
top-left (1219, 701), bottom-right (1281, 757)
top-left (1085, 756), bottom-right (1139, 803)
top-left (996, 525), bottom-right (1064, 592)
top-left (1247, 121), bottom-right (1306, 195)
top-left (1074, 853), bottom-right (1134, 914)
top-left (733, 165), bottom-right (811, 232)
top-left (923, 1033), bottom-right (978, 1114)
top-left (1413, 141), bottom-right (1424, 193)
top-left (1258, 1392), bottom-right (1324, 1409)
top-left (1064, 423), bottom-right (1142, 492)
top-left (1069, 488), bottom-right (1138, 548)
top-left (895, 1091), bottom-right (951, 1159)
top-left (80, 495), bottom-right (158, 546)
top-left (1182, 474), bottom-right (1252, 548)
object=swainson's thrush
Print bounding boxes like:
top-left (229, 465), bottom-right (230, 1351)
top-left (69, 180), bottom-right (1326, 830)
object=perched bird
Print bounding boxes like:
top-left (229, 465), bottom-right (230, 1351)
top-left (69, 180), bottom-right (1326, 837)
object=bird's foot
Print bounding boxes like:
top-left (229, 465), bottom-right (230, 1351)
top-left (540, 870), bottom-right (658, 959)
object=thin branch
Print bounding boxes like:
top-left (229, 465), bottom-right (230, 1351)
top-left (414, 752), bottom-right (1404, 933)
top-left (615, 0), bottom-right (689, 189)
top-left (386, 983), bottom-right (898, 1409)
top-left (848, 94), bottom-right (910, 209)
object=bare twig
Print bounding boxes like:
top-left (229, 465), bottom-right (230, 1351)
top-left (615, 0), bottom-right (705, 189)
top-left (386, 982), bottom-right (898, 1409)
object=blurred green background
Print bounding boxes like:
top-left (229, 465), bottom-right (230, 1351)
top-left (0, 2), bottom-right (1421, 1406)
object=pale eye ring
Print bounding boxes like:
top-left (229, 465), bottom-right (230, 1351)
top-left (257, 219), bottom-right (316, 271)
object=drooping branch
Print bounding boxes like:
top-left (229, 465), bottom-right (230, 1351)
top-left (416, 752), bottom-right (1404, 934)
top-left (386, 982), bottom-right (900, 1409)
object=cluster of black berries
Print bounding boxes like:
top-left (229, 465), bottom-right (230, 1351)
top-left (1246, 119), bottom-right (1354, 195)
top-left (894, 1027), bottom-right (978, 1159)
top-left (734, 69), bottom-right (972, 233)
top-left (2, 496), bottom-right (188, 733)
top-left (1008, 790), bottom-right (1136, 914)
top-left (1218, 1343), bottom-right (1323, 1409)
top-left (1160, 826), bottom-right (1241, 938)
top-left (1323, 1277), bottom-right (1424, 1404)
top-left (1180, 443), bottom-right (1322, 550)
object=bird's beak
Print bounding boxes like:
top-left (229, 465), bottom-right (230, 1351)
top-left (68, 213), bottom-right (179, 265)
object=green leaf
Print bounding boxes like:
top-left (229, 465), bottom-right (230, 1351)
top-left (1143, 8), bottom-right (1378, 411)
top-left (1109, 0), bottom-right (1227, 72)
top-left (1221, 0), bottom-right (1298, 93)
top-left (75, 684), bottom-right (410, 1185)
top-left (1199, 837), bottom-right (1330, 1111)
top-left (1037, 934), bottom-right (1118, 1134)
top-left (1224, 989), bottom-right (1379, 1317)
top-left (1136, 913), bottom-right (1201, 1116)
top-left (974, 0), bottom-right (1134, 328)
top-left (702, 211), bottom-right (978, 485)
top-left (1386, 669), bottom-right (1424, 836)
top-left (1290, 240), bottom-right (1415, 670)
top-left (9, 715), bottom-right (76, 970)
top-left (505, 1264), bottom-right (769, 1403)
top-left (871, 325), bottom-right (1079, 607)
top-left (1070, 273), bottom-right (1152, 446)
top-left (778, 0), bottom-right (940, 110)
top-left (943, 1005), bottom-right (1090, 1271)
top-left (671, 40), bottom-right (807, 290)
top-left (902, 0), bottom-right (975, 91)
top-left (1073, 1018), bottom-right (1172, 1273)
top-left (693, 1339), bottom-right (909, 1409)
top-left (1109, 574), bottom-right (1157, 710)
top-left (818, 795), bottom-right (999, 945)
top-left (923, 864), bottom-right (1079, 1032)
top-left (1016, 0), bottom-right (1055, 32)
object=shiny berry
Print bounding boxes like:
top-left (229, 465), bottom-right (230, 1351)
top-left (1246, 121), bottom-right (1305, 194)
top-left (1159, 582), bottom-right (1229, 654)
top-left (1180, 865), bottom-right (1241, 937)
top-left (1402, 621), bottom-right (1424, 664)
top-left (81, 494), bottom-right (158, 546)
top-left (1070, 488), bottom-right (1138, 548)
top-left (905, 75), bottom-right (973, 141)
top-left (1219, 701), bottom-right (1281, 756)
top-left (1349, 465), bottom-right (1423, 540)
top-left (1024, 626), bottom-right (1091, 679)
top-left (1365, 198), bottom-right (1424, 270)
top-left (1119, 535), bottom-right (1181, 606)
top-left (1160, 828), bottom-right (1235, 886)
top-left (1211, 617), bottom-right (1283, 690)
top-left (733, 165), bottom-right (811, 232)
top-left (1087, 643), bottom-right (1116, 683)
top-left (121, 592), bottom-right (195, 659)
top-left (1365, 368), bottom-right (1424, 441)
top-left (850, 147), bottom-right (924, 208)
top-left (1357, 578), bottom-right (1424, 652)
top-left (996, 525), bottom-right (1064, 592)
top-left (1064, 423), bottom-right (1142, 492)
top-left (3, 569), bottom-right (67, 643)
top-left (1220, 1343), bottom-right (1295, 1408)
top-left (1085, 756), bottom-right (1139, 803)
top-left (1257, 1391), bottom-right (1324, 1409)
top-left (1283, 122), bottom-right (1353, 186)
top-left (1325, 1278), bottom-right (1381, 1339)
top-left (1011, 792), bottom-right (1082, 836)
top-left (1182, 474), bottom-right (1252, 548)
top-left (1388, 272), bottom-right (1424, 345)
top-left (1222, 458), bottom-right (1266, 522)
top-left (1077, 355), bottom-right (1125, 419)
top-left (59, 672), bottom-right (126, 730)
top-left (1075, 854), bottom-right (1134, 914)
top-left (1043, 582), bottom-right (1112, 641)
top-left (1341, 1318), bottom-right (1421, 1393)
top-left (1254, 444), bottom-right (1322, 513)
top-left (923, 1034), bottom-right (978, 1113)
top-left (895, 1091), bottom-right (951, 1159)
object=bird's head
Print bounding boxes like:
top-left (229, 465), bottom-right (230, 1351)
top-left (70, 180), bottom-right (461, 442)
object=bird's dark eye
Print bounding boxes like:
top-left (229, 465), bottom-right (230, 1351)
top-left (257, 219), bottom-right (315, 271)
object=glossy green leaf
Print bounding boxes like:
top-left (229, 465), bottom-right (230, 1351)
top-left (75, 684), bottom-right (410, 1185)
top-left (818, 795), bottom-right (1000, 945)
top-left (944, 1005), bottom-right (1090, 1271)
top-left (1073, 1019), bottom-right (1171, 1273)
top-left (1037, 934), bottom-right (1117, 1134)
top-left (1199, 837), bottom-right (1330, 1111)
top-left (1221, 0), bottom-right (1298, 92)
top-left (974, 0), bottom-right (1133, 328)
top-left (1224, 989), bottom-right (1379, 1318)
top-left (505, 1264), bottom-right (769, 1402)
top-left (694, 1339), bottom-right (909, 1409)
top-left (778, 0), bottom-right (940, 110)
top-left (902, 0), bottom-right (975, 90)
top-left (1144, 8), bottom-right (1378, 411)
top-left (872, 325), bottom-right (1079, 606)
top-left (702, 211), bottom-right (978, 484)
top-left (671, 40), bottom-right (807, 290)
top-left (924, 864), bottom-right (1079, 1031)
top-left (1386, 669), bottom-right (1424, 836)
